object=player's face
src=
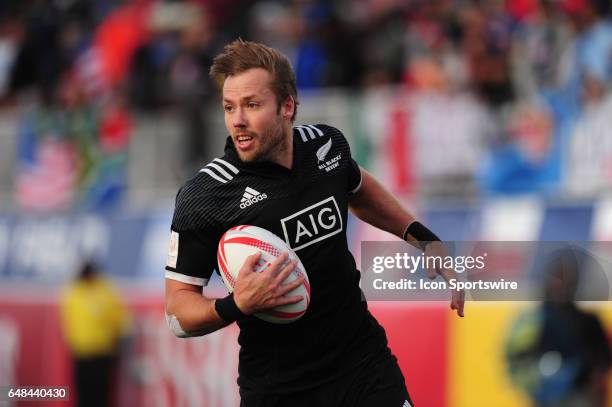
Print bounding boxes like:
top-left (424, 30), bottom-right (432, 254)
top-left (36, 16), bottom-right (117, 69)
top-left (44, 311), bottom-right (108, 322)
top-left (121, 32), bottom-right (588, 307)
top-left (223, 68), bottom-right (289, 163)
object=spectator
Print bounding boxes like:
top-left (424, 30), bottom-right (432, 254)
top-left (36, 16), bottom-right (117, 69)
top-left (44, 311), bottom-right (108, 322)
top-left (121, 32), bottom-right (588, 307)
top-left (557, 0), bottom-right (612, 106)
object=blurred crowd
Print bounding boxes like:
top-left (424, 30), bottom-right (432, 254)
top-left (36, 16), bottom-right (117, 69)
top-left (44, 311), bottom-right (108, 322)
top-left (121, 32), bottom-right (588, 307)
top-left (1, 0), bottom-right (612, 210)
top-left (3, 0), bottom-right (610, 104)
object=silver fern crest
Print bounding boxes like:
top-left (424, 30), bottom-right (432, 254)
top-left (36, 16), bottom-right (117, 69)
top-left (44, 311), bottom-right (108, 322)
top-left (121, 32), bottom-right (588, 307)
top-left (316, 138), bottom-right (332, 162)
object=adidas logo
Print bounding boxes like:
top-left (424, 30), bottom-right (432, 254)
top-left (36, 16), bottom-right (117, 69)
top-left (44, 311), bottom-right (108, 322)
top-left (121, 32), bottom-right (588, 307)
top-left (240, 187), bottom-right (268, 209)
top-left (402, 400), bottom-right (412, 407)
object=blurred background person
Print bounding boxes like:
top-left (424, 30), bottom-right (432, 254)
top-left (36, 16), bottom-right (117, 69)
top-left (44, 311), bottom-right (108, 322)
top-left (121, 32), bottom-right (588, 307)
top-left (506, 247), bottom-right (612, 407)
top-left (60, 261), bottom-right (131, 407)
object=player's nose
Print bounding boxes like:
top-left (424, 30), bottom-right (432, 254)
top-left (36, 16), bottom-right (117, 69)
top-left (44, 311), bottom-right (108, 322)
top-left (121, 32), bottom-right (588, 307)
top-left (232, 107), bottom-right (247, 127)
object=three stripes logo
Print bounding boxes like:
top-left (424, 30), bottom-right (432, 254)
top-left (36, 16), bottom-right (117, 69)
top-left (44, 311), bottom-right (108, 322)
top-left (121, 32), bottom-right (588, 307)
top-left (295, 124), bottom-right (324, 142)
top-left (200, 158), bottom-right (239, 184)
top-left (240, 187), bottom-right (268, 209)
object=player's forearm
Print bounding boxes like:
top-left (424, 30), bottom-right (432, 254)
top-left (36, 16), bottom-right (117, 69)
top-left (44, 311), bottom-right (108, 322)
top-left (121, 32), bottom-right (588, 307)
top-left (349, 168), bottom-right (414, 239)
top-left (165, 289), bottom-right (229, 337)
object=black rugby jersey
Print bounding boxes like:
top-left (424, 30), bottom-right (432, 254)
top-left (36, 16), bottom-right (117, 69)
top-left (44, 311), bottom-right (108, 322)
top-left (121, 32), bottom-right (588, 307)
top-left (165, 124), bottom-right (391, 393)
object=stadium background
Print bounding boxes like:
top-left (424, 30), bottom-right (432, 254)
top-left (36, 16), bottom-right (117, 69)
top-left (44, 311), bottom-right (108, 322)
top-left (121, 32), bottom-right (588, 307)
top-left (1, 0), bottom-right (612, 406)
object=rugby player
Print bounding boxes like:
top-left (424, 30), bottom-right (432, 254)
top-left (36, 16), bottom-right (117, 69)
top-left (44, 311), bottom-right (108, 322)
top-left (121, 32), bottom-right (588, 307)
top-left (164, 39), bottom-right (464, 406)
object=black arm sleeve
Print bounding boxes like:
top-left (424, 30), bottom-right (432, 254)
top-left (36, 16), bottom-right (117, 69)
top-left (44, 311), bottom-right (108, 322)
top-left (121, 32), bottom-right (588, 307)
top-left (164, 184), bottom-right (222, 286)
top-left (165, 228), bottom-right (219, 286)
top-left (348, 158), bottom-right (362, 194)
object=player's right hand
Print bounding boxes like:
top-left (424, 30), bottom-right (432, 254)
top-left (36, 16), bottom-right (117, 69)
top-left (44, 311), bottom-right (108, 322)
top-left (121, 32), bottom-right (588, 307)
top-left (233, 252), bottom-right (305, 315)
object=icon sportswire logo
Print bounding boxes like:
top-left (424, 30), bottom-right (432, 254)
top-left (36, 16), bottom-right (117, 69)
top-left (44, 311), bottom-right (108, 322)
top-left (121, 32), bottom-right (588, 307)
top-left (240, 187), bottom-right (267, 209)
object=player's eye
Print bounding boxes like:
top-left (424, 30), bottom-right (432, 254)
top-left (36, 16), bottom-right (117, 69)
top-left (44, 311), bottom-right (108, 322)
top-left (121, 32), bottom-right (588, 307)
top-left (224, 105), bottom-right (234, 112)
top-left (247, 102), bottom-right (259, 109)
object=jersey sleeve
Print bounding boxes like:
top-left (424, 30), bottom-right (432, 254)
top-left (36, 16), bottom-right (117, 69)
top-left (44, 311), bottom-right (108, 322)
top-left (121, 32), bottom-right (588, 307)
top-left (348, 158), bottom-right (362, 194)
top-left (317, 124), bottom-right (363, 194)
top-left (165, 229), bottom-right (218, 286)
top-left (164, 185), bottom-right (222, 286)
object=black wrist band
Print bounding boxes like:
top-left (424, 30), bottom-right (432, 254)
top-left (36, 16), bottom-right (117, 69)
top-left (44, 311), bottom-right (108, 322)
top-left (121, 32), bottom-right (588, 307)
top-left (215, 293), bottom-right (247, 323)
top-left (403, 221), bottom-right (441, 250)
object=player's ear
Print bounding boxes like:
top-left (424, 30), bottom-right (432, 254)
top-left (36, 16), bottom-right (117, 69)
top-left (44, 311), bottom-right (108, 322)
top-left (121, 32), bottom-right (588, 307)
top-left (282, 96), bottom-right (295, 119)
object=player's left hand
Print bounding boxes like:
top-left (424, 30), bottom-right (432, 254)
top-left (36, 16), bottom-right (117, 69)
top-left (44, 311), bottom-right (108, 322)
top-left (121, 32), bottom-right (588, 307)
top-left (424, 241), bottom-right (465, 318)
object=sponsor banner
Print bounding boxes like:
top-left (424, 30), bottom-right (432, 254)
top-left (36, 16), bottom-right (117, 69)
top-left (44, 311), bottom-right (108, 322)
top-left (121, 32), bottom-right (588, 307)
top-left (0, 210), bottom-right (171, 282)
top-left (0, 294), bottom-right (448, 407)
top-left (480, 198), bottom-right (543, 241)
top-left (361, 241), bottom-right (612, 301)
top-left (0, 202), bottom-right (601, 284)
top-left (592, 195), bottom-right (612, 240)
top-left (0, 294), bottom-right (240, 407)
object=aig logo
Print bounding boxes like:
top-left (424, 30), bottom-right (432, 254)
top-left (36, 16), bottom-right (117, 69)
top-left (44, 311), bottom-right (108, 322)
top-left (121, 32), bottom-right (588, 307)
top-left (280, 197), bottom-right (343, 251)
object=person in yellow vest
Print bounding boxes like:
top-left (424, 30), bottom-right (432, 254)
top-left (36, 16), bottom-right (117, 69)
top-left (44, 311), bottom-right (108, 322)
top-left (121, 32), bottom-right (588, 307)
top-left (60, 261), bottom-right (130, 407)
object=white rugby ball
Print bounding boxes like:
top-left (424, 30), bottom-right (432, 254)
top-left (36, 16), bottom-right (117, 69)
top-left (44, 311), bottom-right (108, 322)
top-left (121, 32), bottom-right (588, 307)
top-left (217, 225), bottom-right (310, 323)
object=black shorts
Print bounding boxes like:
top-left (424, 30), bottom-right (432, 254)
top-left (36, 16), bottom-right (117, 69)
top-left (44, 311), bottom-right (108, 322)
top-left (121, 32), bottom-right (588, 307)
top-left (239, 353), bottom-right (414, 407)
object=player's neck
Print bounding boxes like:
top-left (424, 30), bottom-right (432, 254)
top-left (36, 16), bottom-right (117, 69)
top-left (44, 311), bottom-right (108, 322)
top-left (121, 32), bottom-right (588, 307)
top-left (268, 125), bottom-right (293, 169)
top-left (272, 134), bottom-right (293, 169)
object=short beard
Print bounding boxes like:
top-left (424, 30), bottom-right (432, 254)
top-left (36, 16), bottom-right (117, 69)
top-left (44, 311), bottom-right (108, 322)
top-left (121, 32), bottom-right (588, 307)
top-left (241, 116), bottom-right (287, 163)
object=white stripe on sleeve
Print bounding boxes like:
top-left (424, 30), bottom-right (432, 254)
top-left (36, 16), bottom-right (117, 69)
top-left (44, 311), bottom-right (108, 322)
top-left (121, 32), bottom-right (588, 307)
top-left (165, 270), bottom-right (209, 286)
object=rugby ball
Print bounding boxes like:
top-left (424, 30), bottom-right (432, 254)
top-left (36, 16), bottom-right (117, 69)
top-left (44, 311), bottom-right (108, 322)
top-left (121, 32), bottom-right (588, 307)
top-left (217, 225), bottom-right (310, 323)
